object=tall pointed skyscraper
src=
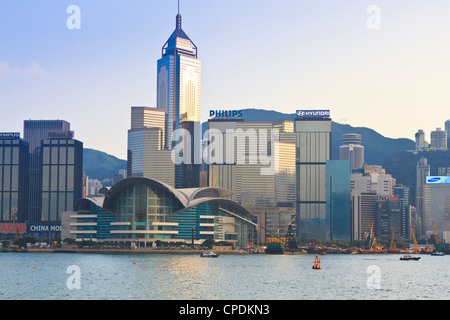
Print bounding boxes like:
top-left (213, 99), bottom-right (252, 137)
top-left (157, 7), bottom-right (201, 146)
top-left (157, 4), bottom-right (202, 188)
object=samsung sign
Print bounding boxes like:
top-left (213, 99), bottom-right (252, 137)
top-left (296, 110), bottom-right (331, 119)
top-left (29, 224), bottom-right (61, 234)
top-left (426, 176), bottom-right (450, 184)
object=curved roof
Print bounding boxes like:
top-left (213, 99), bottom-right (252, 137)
top-left (80, 177), bottom-right (252, 223)
top-left (102, 177), bottom-right (189, 210)
top-left (75, 196), bottom-right (107, 212)
top-left (178, 187), bottom-right (233, 203)
top-left (173, 197), bottom-right (255, 222)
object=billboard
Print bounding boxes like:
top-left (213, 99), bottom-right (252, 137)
top-left (0, 132), bottom-right (20, 139)
top-left (28, 224), bottom-right (62, 234)
top-left (426, 176), bottom-right (450, 184)
top-left (209, 110), bottom-right (244, 119)
top-left (0, 223), bottom-right (26, 234)
top-left (296, 110), bottom-right (331, 119)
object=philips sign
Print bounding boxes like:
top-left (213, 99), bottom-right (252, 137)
top-left (296, 110), bottom-right (331, 119)
top-left (426, 176), bottom-right (450, 184)
top-left (209, 110), bottom-right (244, 119)
top-left (29, 224), bottom-right (62, 234)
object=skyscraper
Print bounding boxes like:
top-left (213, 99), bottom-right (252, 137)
top-left (339, 133), bottom-right (364, 172)
top-left (416, 157), bottom-right (430, 238)
top-left (23, 120), bottom-right (71, 223)
top-left (430, 127), bottom-right (447, 150)
top-left (127, 106), bottom-right (174, 185)
top-left (295, 110), bottom-right (332, 240)
top-left (156, 6), bottom-right (202, 188)
top-left (157, 9), bottom-right (201, 148)
top-left (0, 133), bottom-right (29, 223)
top-left (40, 135), bottom-right (83, 222)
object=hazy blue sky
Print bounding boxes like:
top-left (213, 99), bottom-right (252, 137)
top-left (1, 0), bottom-right (450, 159)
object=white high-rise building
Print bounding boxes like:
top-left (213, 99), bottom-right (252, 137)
top-left (430, 127), bottom-right (447, 150)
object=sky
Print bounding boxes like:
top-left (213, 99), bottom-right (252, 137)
top-left (1, 0), bottom-right (450, 160)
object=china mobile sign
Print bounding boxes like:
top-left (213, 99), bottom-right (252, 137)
top-left (28, 224), bottom-right (62, 234)
top-left (0, 223), bottom-right (26, 234)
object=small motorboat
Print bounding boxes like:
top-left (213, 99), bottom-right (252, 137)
top-left (431, 251), bottom-right (445, 256)
top-left (400, 255), bottom-right (421, 261)
top-left (200, 251), bottom-right (219, 258)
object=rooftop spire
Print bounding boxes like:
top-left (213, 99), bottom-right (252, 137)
top-left (176, 0), bottom-right (181, 29)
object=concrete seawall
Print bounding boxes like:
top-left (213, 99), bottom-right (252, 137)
top-left (24, 248), bottom-right (247, 255)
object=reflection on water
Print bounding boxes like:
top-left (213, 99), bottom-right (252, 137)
top-left (0, 253), bottom-right (449, 300)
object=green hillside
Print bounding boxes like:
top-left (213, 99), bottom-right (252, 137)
top-left (82, 148), bottom-right (126, 182)
top-left (204, 108), bottom-right (415, 166)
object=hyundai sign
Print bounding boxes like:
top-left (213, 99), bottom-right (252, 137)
top-left (28, 224), bottom-right (62, 234)
top-left (426, 176), bottom-right (450, 184)
top-left (296, 110), bottom-right (331, 119)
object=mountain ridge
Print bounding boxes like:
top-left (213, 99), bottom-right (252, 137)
top-left (85, 108), bottom-right (416, 183)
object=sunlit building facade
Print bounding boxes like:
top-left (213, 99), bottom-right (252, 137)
top-left (207, 119), bottom-right (296, 208)
top-left (157, 13), bottom-right (201, 149)
top-left (127, 106), bottom-right (175, 186)
top-left (295, 111), bottom-right (332, 240)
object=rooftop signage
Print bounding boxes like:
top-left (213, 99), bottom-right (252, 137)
top-left (426, 176), bottom-right (450, 184)
top-left (209, 110), bottom-right (244, 119)
top-left (47, 131), bottom-right (74, 139)
top-left (296, 110), bottom-right (330, 119)
top-left (0, 132), bottom-right (20, 139)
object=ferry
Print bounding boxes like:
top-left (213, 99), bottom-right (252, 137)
top-left (431, 251), bottom-right (445, 256)
top-left (400, 255), bottom-right (421, 261)
top-left (200, 251), bottom-right (219, 258)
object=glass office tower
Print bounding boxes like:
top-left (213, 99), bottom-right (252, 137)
top-left (40, 136), bottom-right (83, 222)
top-left (0, 133), bottom-right (29, 223)
top-left (295, 110), bottom-right (332, 240)
top-left (24, 120), bottom-right (71, 223)
top-left (326, 160), bottom-right (351, 241)
top-left (157, 12), bottom-right (201, 147)
top-left (157, 11), bottom-right (201, 188)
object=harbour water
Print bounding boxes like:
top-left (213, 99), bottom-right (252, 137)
top-left (0, 252), bottom-right (448, 300)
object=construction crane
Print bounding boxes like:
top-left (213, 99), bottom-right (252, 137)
top-left (432, 220), bottom-right (439, 244)
top-left (10, 208), bottom-right (22, 242)
top-left (410, 224), bottom-right (421, 253)
top-left (367, 221), bottom-right (382, 251)
top-left (219, 208), bottom-right (298, 252)
top-left (389, 224), bottom-right (399, 252)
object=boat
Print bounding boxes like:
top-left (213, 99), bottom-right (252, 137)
top-left (431, 251), bottom-right (445, 256)
top-left (265, 243), bottom-right (284, 254)
top-left (200, 251), bottom-right (219, 258)
top-left (400, 255), bottom-right (421, 261)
